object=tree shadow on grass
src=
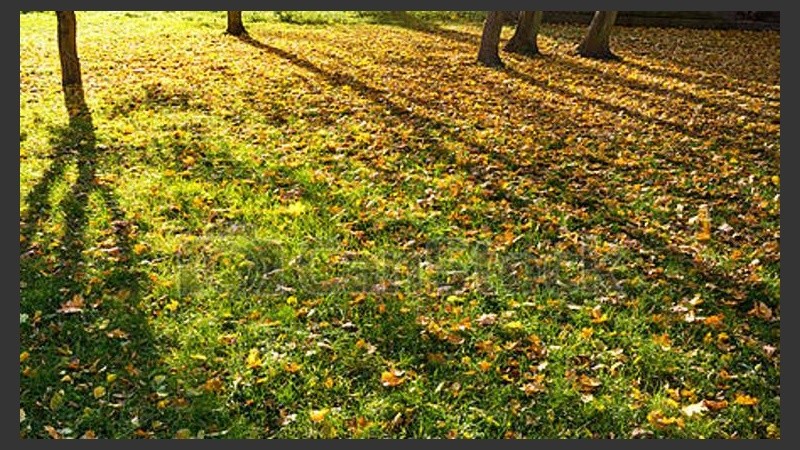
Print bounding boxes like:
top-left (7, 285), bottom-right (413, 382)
top-left (19, 105), bottom-right (234, 438)
top-left (234, 33), bottom-right (776, 320)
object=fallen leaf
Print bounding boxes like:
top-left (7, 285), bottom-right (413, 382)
top-left (81, 430), bottom-right (97, 439)
top-left (577, 374), bottom-right (602, 393)
top-left (733, 394), bottom-right (759, 406)
top-left (747, 302), bottom-right (773, 321)
top-left (681, 401), bottom-right (708, 417)
top-left (284, 362), bottom-right (302, 373)
top-left (381, 369), bottom-right (405, 387)
top-left (175, 428), bottom-right (192, 439)
top-left (476, 313), bottom-right (497, 326)
top-left (44, 425), bottom-right (62, 439)
top-left (245, 348), bottom-right (263, 369)
top-left (57, 294), bottom-right (85, 314)
top-left (647, 410), bottom-right (685, 429)
top-left (309, 408), bottom-right (330, 423)
top-left (93, 386), bottom-right (106, 399)
top-left (702, 399), bottom-right (728, 411)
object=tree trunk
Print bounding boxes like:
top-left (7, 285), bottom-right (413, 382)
top-left (578, 11), bottom-right (618, 59)
top-left (226, 11), bottom-right (246, 36)
top-left (477, 11), bottom-right (504, 67)
top-left (504, 11), bottom-right (543, 56)
top-left (55, 11), bottom-right (89, 120)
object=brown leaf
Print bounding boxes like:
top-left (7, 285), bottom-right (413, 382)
top-left (702, 399), bottom-right (729, 411)
top-left (747, 302), bottom-right (773, 321)
top-left (476, 313), bottom-right (497, 326)
top-left (57, 294), bottom-right (85, 314)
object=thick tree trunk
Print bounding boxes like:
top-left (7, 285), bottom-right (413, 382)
top-left (578, 11), bottom-right (618, 59)
top-left (226, 11), bottom-right (246, 36)
top-left (55, 11), bottom-right (89, 120)
top-left (477, 11), bottom-right (504, 67)
top-left (504, 11), bottom-right (543, 56)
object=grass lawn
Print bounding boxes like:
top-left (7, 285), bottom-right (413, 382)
top-left (19, 11), bottom-right (780, 439)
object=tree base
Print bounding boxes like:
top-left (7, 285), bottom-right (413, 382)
top-left (225, 28), bottom-right (248, 36)
top-left (576, 46), bottom-right (620, 60)
top-left (477, 56), bottom-right (505, 68)
top-left (503, 41), bottom-right (540, 57)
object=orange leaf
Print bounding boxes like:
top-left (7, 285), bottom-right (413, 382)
top-left (284, 362), bottom-right (302, 374)
top-left (703, 314), bottom-right (725, 328)
top-left (381, 370), bottom-right (405, 387)
top-left (702, 399), bottom-right (729, 411)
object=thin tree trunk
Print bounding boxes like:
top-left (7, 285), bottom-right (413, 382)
top-left (226, 11), bottom-right (246, 36)
top-left (578, 11), bottom-right (618, 59)
top-left (477, 11), bottom-right (504, 67)
top-left (504, 11), bottom-right (543, 56)
top-left (55, 11), bottom-right (89, 120)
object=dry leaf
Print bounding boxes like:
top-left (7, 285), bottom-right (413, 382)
top-left (381, 369), bottom-right (405, 387)
top-left (681, 401), bottom-right (708, 417)
top-left (57, 294), bottom-right (85, 314)
top-left (747, 302), bottom-right (773, 321)
top-left (703, 399), bottom-right (729, 411)
top-left (476, 313), bottom-right (497, 326)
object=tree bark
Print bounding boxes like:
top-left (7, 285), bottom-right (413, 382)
top-left (226, 11), bottom-right (247, 36)
top-left (477, 11), bottom-right (504, 67)
top-left (578, 11), bottom-right (618, 59)
top-left (504, 11), bottom-right (543, 56)
top-left (55, 11), bottom-right (89, 120)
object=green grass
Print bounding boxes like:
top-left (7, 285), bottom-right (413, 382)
top-left (20, 11), bottom-right (780, 439)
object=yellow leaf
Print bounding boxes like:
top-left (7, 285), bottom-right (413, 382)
top-left (309, 408), bottom-right (330, 423)
top-left (164, 299), bottom-right (179, 312)
top-left (245, 348), bottom-right (263, 369)
top-left (49, 390), bottom-right (64, 411)
top-left (323, 377), bottom-right (334, 389)
top-left (580, 327), bottom-right (594, 339)
top-left (503, 321), bottom-right (524, 331)
top-left (20, 351), bottom-right (29, 363)
top-left (93, 386), bottom-right (106, 399)
top-left (647, 410), bottom-right (685, 429)
top-left (771, 175), bottom-right (779, 186)
top-left (733, 394), bottom-right (759, 406)
top-left (477, 360), bottom-right (492, 372)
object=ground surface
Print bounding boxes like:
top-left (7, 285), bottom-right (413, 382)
top-left (20, 11), bottom-right (780, 439)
